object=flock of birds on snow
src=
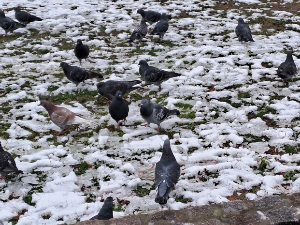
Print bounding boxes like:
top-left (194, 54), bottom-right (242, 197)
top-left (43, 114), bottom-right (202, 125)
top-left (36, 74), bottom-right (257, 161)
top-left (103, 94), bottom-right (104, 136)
top-left (0, 5), bottom-right (298, 222)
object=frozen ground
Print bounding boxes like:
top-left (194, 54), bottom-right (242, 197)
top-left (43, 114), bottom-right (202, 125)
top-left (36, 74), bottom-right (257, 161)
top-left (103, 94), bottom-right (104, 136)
top-left (0, 0), bottom-right (300, 224)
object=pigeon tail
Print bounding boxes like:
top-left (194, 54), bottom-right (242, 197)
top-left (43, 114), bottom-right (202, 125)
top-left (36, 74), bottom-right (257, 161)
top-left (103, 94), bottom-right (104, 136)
top-left (88, 72), bottom-right (103, 79)
top-left (16, 22), bottom-right (26, 28)
top-left (33, 16), bottom-right (42, 22)
top-left (168, 109), bottom-right (180, 116)
top-left (155, 196), bottom-right (168, 205)
top-left (74, 116), bottom-right (92, 125)
top-left (165, 71), bottom-right (181, 79)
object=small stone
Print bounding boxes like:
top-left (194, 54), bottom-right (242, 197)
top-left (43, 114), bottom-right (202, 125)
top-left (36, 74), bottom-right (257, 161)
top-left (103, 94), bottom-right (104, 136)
top-left (229, 211), bottom-right (263, 225)
top-left (222, 200), bottom-right (249, 217)
top-left (254, 196), bottom-right (284, 209)
top-left (265, 206), bottom-right (297, 224)
top-left (196, 218), bottom-right (225, 225)
top-left (290, 193), bottom-right (300, 205)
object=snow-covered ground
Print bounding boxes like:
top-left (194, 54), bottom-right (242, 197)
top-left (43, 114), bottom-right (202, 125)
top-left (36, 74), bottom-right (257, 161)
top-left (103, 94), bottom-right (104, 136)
top-left (1, 0), bottom-right (300, 224)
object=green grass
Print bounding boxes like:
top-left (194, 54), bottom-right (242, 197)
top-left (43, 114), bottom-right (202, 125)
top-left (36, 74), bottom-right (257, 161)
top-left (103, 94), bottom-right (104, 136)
top-left (284, 145), bottom-right (298, 155)
top-left (73, 161), bottom-right (90, 175)
top-left (175, 195), bottom-right (192, 203)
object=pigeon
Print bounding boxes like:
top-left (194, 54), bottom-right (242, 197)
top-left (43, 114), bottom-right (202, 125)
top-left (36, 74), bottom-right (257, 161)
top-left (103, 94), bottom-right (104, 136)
top-left (277, 51), bottom-right (297, 82)
top-left (97, 80), bottom-right (142, 100)
top-left (74, 39), bottom-right (89, 65)
top-left (60, 62), bottom-right (103, 86)
top-left (0, 142), bottom-right (23, 179)
top-left (0, 10), bottom-right (26, 36)
top-left (137, 9), bottom-right (171, 25)
top-left (90, 197), bottom-right (114, 220)
top-left (109, 91), bottom-right (129, 129)
top-left (138, 60), bottom-right (181, 91)
top-left (128, 19), bottom-right (148, 43)
top-left (14, 7), bottom-right (42, 25)
top-left (137, 9), bottom-right (161, 25)
top-left (39, 100), bottom-right (91, 135)
top-left (140, 99), bottom-right (180, 131)
top-left (155, 139), bottom-right (180, 205)
top-left (235, 18), bottom-right (254, 42)
top-left (150, 13), bottom-right (169, 40)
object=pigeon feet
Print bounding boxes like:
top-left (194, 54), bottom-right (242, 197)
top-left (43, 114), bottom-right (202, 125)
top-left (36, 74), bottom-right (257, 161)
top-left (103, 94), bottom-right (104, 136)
top-left (141, 123), bottom-right (149, 127)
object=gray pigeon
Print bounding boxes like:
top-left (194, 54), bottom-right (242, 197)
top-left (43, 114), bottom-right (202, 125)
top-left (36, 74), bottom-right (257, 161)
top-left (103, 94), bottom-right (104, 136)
top-left (128, 19), bottom-right (148, 43)
top-left (60, 62), bottom-right (103, 86)
top-left (140, 99), bottom-right (180, 131)
top-left (0, 10), bottom-right (26, 36)
top-left (97, 80), bottom-right (142, 100)
top-left (90, 197), bottom-right (114, 220)
top-left (235, 18), bottom-right (254, 42)
top-left (14, 7), bottom-right (42, 25)
top-left (277, 51), bottom-right (297, 82)
top-left (0, 142), bottom-right (23, 179)
top-left (137, 9), bottom-right (161, 25)
top-left (155, 139), bottom-right (180, 205)
top-left (138, 60), bottom-right (181, 91)
top-left (39, 100), bottom-right (91, 135)
top-left (137, 9), bottom-right (172, 25)
top-left (150, 13), bottom-right (169, 40)
top-left (109, 91), bottom-right (129, 129)
top-left (74, 39), bottom-right (89, 65)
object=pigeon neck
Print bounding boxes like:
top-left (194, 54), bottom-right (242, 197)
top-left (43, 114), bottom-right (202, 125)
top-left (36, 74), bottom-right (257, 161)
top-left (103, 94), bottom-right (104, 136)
top-left (141, 103), bottom-right (153, 117)
top-left (44, 103), bottom-right (57, 115)
top-left (0, 144), bottom-right (3, 152)
top-left (286, 53), bottom-right (293, 61)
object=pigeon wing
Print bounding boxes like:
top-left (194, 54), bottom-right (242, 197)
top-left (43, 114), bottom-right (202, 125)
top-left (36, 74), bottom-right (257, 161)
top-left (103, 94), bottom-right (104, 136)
top-left (144, 66), bottom-right (164, 82)
top-left (70, 68), bottom-right (88, 83)
top-left (155, 161), bottom-right (180, 188)
top-left (152, 103), bottom-right (169, 122)
top-left (51, 108), bottom-right (75, 128)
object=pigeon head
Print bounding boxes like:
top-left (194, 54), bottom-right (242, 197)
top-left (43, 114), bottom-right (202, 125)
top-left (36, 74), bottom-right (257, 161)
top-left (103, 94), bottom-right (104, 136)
top-left (114, 90), bottom-right (123, 99)
top-left (137, 9), bottom-right (145, 16)
top-left (162, 139), bottom-right (176, 159)
top-left (77, 39), bottom-right (83, 45)
top-left (96, 82), bottom-right (104, 90)
top-left (0, 11), bottom-right (5, 18)
top-left (60, 62), bottom-right (67, 68)
top-left (161, 13), bottom-right (167, 20)
top-left (39, 100), bottom-right (56, 112)
top-left (140, 99), bottom-right (150, 106)
top-left (238, 18), bottom-right (245, 24)
top-left (138, 60), bottom-right (148, 66)
top-left (104, 197), bottom-right (113, 204)
top-left (14, 7), bottom-right (21, 12)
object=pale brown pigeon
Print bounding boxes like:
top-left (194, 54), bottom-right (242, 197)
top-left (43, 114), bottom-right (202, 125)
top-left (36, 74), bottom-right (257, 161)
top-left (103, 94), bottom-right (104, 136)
top-left (39, 100), bottom-right (91, 135)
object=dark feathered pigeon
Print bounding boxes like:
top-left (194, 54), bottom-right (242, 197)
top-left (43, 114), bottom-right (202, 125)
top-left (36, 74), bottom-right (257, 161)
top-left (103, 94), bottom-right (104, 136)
top-left (97, 80), bottom-right (141, 100)
top-left (277, 51), bottom-right (297, 82)
top-left (109, 91), bottom-right (129, 129)
top-left (137, 9), bottom-right (161, 25)
top-left (0, 10), bottom-right (26, 36)
top-left (140, 99), bottom-right (180, 131)
top-left (235, 18), bottom-right (254, 42)
top-left (150, 13), bottom-right (169, 40)
top-left (137, 9), bottom-right (171, 25)
top-left (155, 139), bottom-right (180, 205)
top-left (138, 60), bottom-right (181, 91)
top-left (60, 62), bottom-right (103, 86)
top-left (90, 197), bottom-right (114, 220)
top-left (128, 19), bottom-right (148, 43)
top-left (14, 7), bottom-right (42, 25)
top-left (39, 100), bottom-right (91, 135)
top-left (74, 39), bottom-right (89, 65)
top-left (0, 142), bottom-right (23, 179)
